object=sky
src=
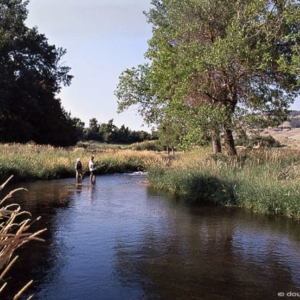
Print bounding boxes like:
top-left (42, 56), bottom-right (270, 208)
top-left (25, 0), bottom-right (299, 132)
top-left (25, 0), bottom-right (153, 131)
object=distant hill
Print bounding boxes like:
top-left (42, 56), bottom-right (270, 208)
top-left (259, 111), bottom-right (300, 149)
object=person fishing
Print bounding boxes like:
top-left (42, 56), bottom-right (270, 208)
top-left (75, 158), bottom-right (83, 183)
top-left (89, 155), bottom-right (97, 184)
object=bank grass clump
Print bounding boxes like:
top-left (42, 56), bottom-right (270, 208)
top-left (0, 143), bottom-right (170, 182)
top-left (0, 175), bottom-right (46, 299)
top-left (148, 147), bottom-right (300, 219)
top-left (148, 167), bottom-right (235, 205)
top-left (129, 140), bottom-right (163, 151)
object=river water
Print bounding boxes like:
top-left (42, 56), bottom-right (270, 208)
top-left (1, 173), bottom-right (300, 300)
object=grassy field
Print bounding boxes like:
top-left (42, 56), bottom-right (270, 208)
top-left (1, 141), bottom-right (300, 219)
top-left (0, 141), bottom-right (170, 182)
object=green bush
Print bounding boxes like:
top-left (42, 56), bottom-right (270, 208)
top-left (248, 135), bottom-right (281, 148)
top-left (131, 141), bottom-right (163, 151)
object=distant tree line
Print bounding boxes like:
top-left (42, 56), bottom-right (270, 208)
top-left (74, 118), bottom-right (156, 144)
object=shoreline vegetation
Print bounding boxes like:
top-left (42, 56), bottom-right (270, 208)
top-left (148, 147), bottom-right (300, 220)
top-left (0, 141), bottom-right (300, 220)
top-left (0, 141), bottom-right (170, 182)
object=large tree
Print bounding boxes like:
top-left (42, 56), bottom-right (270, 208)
top-left (0, 0), bottom-right (76, 146)
top-left (115, 0), bottom-right (300, 155)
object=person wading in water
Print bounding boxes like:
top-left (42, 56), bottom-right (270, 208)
top-left (89, 155), bottom-right (97, 184)
top-left (75, 158), bottom-right (83, 183)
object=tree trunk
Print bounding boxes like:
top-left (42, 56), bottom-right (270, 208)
top-left (212, 125), bottom-right (222, 154)
top-left (223, 127), bottom-right (237, 156)
top-left (212, 138), bottom-right (222, 154)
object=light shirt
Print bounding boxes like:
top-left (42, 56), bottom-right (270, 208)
top-left (89, 159), bottom-right (96, 171)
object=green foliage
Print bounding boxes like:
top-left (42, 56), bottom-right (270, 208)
top-left (249, 135), bottom-right (281, 148)
top-left (148, 167), bottom-right (235, 205)
top-left (116, 0), bottom-right (300, 156)
top-left (98, 157), bottom-right (144, 174)
top-left (235, 134), bottom-right (281, 148)
top-left (130, 140), bottom-right (163, 151)
top-left (85, 118), bottom-right (155, 144)
top-left (0, 0), bottom-right (76, 146)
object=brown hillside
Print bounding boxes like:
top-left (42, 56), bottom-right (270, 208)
top-left (261, 127), bottom-right (300, 149)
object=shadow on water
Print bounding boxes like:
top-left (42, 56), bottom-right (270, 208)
top-left (0, 175), bottom-right (299, 299)
top-left (114, 189), bottom-right (300, 300)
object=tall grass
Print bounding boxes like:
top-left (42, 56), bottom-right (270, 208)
top-left (148, 147), bottom-right (300, 219)
top-left (2, 142), bottom-right (300, 219)
top-left (0, 176), bottom-right (46, 299)
top-left (0, 143), bottom-right (171, 182)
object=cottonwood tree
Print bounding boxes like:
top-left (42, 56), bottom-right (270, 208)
top-left (115, 0), bottom-right (300, 155)
top-left (0, 0), bottom-right (76, 146)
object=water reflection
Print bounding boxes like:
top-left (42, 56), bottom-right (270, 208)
top-left (88, 183), bottom-right (96, 204)
top-left (0, 175), bottom-right (299, 299)
top-left (75, 183), bottom-right (82, 192)
top-left (113, 203), bottom-right (300, 300)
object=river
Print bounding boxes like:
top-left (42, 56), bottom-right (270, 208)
top-left (1, 173), bottom-right (300, 299)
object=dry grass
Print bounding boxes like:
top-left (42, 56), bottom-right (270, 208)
top-left (0, 175), bottom-right (46, 299)
top-left (261, 127), bottom-right (300, 148)
top-left (99, 149), bottom-right (172, 168)
top-left (0, 143), bottom-right (171, 181)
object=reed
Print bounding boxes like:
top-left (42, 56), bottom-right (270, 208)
top-left (0, 176), bottom-right (46, 299)
top-left (148, 148), bottom-right (300, 219)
